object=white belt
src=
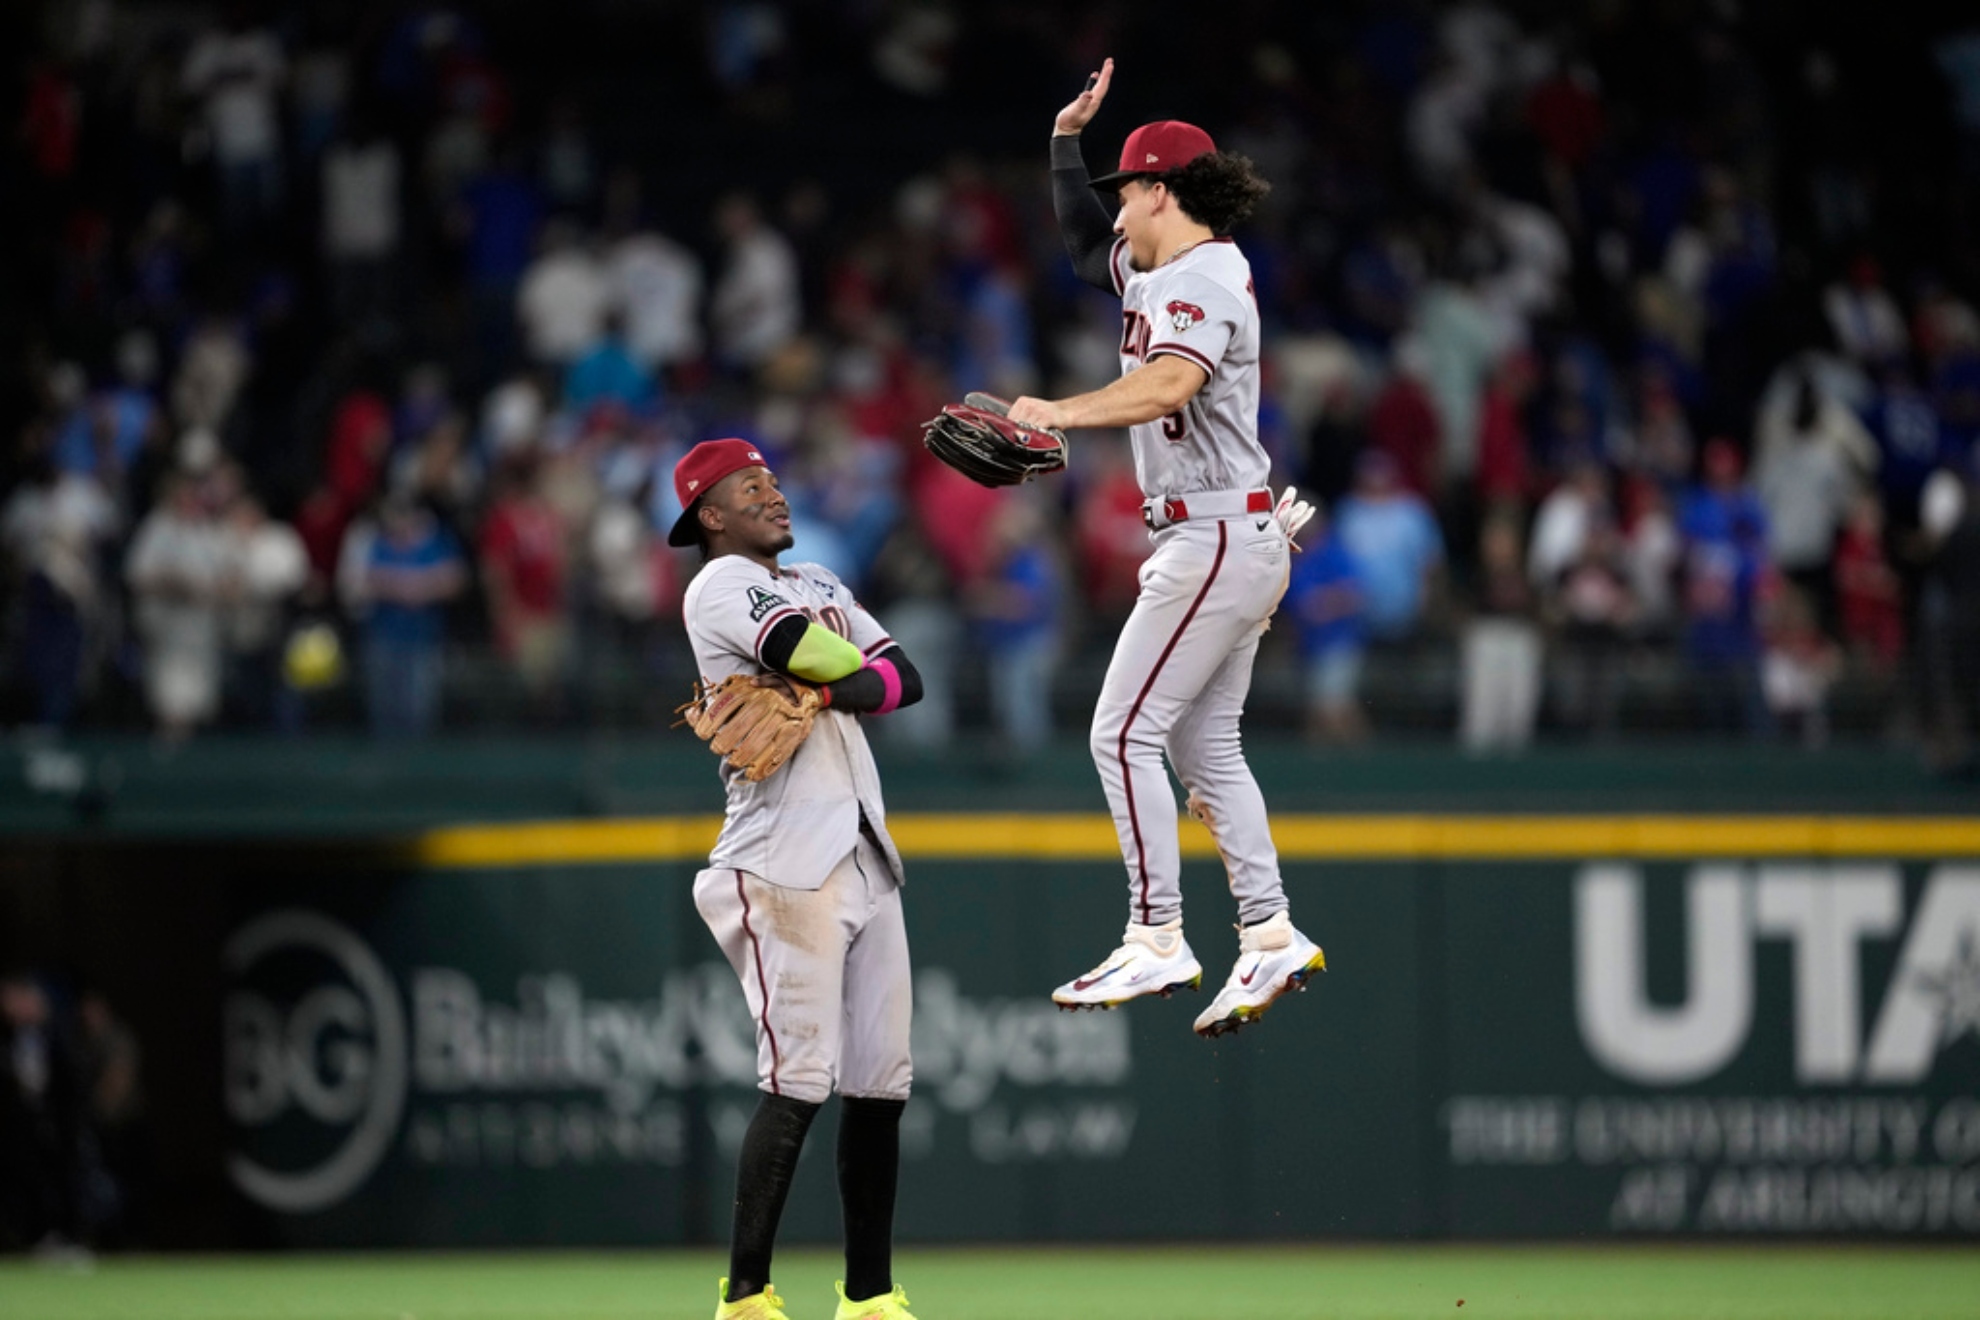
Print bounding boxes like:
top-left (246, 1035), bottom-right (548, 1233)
top-left (1141, 488), bottom-right (1274, 531)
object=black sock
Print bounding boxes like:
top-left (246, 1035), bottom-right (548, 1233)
top-left (726, 1093), bottom-right (821, 1302)
top-left (837, 1095), bottom-right (907, 1301)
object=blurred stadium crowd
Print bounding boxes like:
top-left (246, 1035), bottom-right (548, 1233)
top-left (6, 0), bottom-right (1980, 756)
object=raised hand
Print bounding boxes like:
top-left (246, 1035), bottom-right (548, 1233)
top-left (1053, 57), bottom-right (1114, 137)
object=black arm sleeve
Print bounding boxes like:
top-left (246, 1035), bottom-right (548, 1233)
top-left (819, 646), bottom-right (923, 715)
top-left (757, 613), bottom-right (810, 672)
top-left (1051, 134), bottom-right (1120, 293)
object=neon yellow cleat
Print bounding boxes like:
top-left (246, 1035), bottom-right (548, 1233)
top-left (833, 1280), bottom-right (917, 1319)
top-left (716, 1277), bottom-right (790, 1319)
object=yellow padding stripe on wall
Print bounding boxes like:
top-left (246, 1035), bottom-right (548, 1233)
top-left (413, 814), bottom-right (1980, 869)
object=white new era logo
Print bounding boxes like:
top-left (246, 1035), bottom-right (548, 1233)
top-left (1145, 153), bottom-right (1159, 163)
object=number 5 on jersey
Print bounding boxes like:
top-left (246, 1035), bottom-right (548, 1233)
top-left (1121, 310), bottom-right (1188, 441)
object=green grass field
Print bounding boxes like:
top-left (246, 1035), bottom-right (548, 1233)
top-left (4, 1245), bottom-right (1979, 1320)
top-left (11, 1250), bottom-right (1980, 1320)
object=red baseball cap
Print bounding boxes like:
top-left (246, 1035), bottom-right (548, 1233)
top-left (667, 437), bottom-right (771, 547)
top-left (1089, 120), bottom-right (1217, 191)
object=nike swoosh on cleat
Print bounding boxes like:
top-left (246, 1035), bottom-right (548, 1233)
top-left (1071, 967), bottom-right (1121, 991)
top-left (1239, 967), bottom-right (1261, 986)
top-left (1255, 519), bottom-right (1271, 531)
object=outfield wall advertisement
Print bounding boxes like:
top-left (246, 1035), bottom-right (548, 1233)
top-left (207, 857), bottom-right (1411, 1247)
top-left (4, 818), bottom-right (1977, 1246)
top-left (1441, 861), bottom-right (1980, 1237)
top-left (212, 866), bottom-right (1171, 1246)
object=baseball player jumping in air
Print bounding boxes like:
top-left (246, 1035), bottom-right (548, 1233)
top-left (1009, 59), bottom-right (1328, 1038)
top-left (672, 438), bottom-right (925, 1319)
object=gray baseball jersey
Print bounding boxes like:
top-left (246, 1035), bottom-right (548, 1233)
top-left (1109, 235), bottom-right (1267, 498)
top-left (683, 552), bottom-right (913, 1102)
top-left (683, 555), bottom-right (906, 891)
top-left (1091, 233), bottom-right (1291, 930)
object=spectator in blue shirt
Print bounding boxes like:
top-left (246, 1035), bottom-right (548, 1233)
top-left (52, 336), bottom-right (164, 485)
top-left (1864, 362), bottom-right (1946, 528)
top-left (455, 148), bottom-right (542, 380)
top-left (968, 498), bottom-right (1062, 755)
top-left (357, 494), bottom-right (467, 737)
top-left (563, 312), bottom-right (659, 415)
top-left (1679, 438), bottom-right (1773, 736)
top-left (1335, 449), bottom-right (1445, 642)
top-left (1933, 349), bottom-right (1980, 483)
top-left (1287, 503), bottom-right (1368, 743)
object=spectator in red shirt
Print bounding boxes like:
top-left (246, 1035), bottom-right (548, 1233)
top-left (325, 388), bottom-right (392, 509)
top-left (1834, 488), bottom-right (1904, 669)
top-left (1525, 57), bottom-right (1606, 171)
top-left (479, 454), bottom-right (571, 717)
top-left (22, 61), bottom-right (81, 185)
top-left (1476, 349), bottom-right (1535, 516)
top-left (1369, 340), bottom-right (1443, 501)
top-left (1070, 435), bottom-right (1151, 631)
top-left (911, 463), bottom-right (1004, 596)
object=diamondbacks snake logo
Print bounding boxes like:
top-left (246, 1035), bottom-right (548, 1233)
top-left (1165, 300), bottom-right (1205, 333)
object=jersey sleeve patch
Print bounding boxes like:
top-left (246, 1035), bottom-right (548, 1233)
top-left (1143, 269), bottom-right (1242, 377)
top-left (746, 585), bottom-right (790, 622)
top-left (1164, 299), bottom-right (1207, 333)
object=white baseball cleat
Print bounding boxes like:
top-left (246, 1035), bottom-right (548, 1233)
top-left (1052, 918), bottom-right (1204, 1010)
top-left (1192, 911), bottom-right (1327, 1038)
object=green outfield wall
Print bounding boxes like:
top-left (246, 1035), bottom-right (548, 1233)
top-left (2, 739), bottom-right (1976, 1246)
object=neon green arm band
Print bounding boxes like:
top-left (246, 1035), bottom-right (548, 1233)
top-left (787, 622), bottom-right (865, 683)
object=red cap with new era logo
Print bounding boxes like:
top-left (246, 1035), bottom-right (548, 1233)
top-left (668, 437), bottom-right (770, 546)
top-left (1089, 120), bottom-right (1217, 191)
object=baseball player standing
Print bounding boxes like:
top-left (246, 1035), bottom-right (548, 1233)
top-left (1008, 59), bottom-right (1328, 1038)
top-left (672, 437), bottom-right (924, 1320)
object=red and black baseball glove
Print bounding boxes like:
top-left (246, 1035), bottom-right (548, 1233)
top-left (920, 392), bottom-right (1070, 488)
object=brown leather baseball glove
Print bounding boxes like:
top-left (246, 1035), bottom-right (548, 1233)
top-left (675, 673), bottom-right (823, 782)
top-left (920, 391), bottom-right (1070, 488)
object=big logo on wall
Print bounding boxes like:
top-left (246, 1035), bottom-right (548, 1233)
top-left (1577, 864), bottom-right (1980, 1085)
top-left (1445, 863), bottom-right (1980, 1235)
top-left (224, 911), bottom-right (409, 1213)
top-left (222, 909), bottom-right (1133, 1218)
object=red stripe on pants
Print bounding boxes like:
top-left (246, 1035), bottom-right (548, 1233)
top-left (736, 870), bottom-right (781, 1094)
top-left (1118, 521), bottom-right (1229, 924)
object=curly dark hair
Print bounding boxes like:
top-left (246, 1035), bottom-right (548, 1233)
top-left (1163, 152), bottom-right (1271, 235)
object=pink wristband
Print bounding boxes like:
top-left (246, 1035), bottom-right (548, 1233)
top-left (870, 657), bottom-right (903, 715)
